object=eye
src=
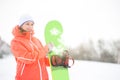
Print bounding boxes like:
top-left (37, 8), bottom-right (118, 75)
top-left (26, 23), bottom-right (29, 25)
top-left (31, 23), bottom-right (34, 26)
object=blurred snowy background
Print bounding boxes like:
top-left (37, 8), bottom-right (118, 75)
top-left (0, 0), bottom-right (120, 80)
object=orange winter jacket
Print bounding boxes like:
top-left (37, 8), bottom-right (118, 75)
top-left (11, 26), bottom-right (50, 80)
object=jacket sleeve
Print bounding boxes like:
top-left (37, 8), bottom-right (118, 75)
top-left (44, 56), bottom-right (50, 66)
top-left (44, 45), bottom-right (49, 53)
top-left (34, 37), bottom-right (49, 55)
top-left (11, 40), bottom-right (39, 64)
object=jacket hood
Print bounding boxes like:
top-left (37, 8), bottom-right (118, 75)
top-left (12, 25), bottom-right (34, 39)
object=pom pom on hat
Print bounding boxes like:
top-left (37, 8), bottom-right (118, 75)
top-left (18, 14), bottom-right (34, 27)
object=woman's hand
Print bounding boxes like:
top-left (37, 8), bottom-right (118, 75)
top-left (47, 42), bottom-right (54, 53)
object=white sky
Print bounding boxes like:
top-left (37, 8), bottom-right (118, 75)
top-left (0, 0), bottom-right (120, 48)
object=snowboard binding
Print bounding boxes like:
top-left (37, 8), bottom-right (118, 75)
top-left (51, 50), bottom-right (74, 68)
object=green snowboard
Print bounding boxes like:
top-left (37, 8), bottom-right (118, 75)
top-left (44, 20), bottom-right (69, 80)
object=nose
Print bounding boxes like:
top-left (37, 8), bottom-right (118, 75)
top-left (29, 25), bottom-right (33, 28)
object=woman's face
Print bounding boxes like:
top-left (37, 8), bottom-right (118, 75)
top-left (21, 21), bottom-right (34, 32)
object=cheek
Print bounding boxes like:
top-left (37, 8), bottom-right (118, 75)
top-left (21, 26), bottom-right (29, 31)
top-left (21, 26), bottom-right (26, 30)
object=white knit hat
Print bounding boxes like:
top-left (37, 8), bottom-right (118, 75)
top-left (18, 15), bottom-right (34, 27)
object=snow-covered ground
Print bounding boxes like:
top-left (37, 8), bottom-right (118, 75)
top-left (69, 60), bottom-right (120, 80)
top-left (0, 55), bottom-right (16, 80)
top-left (0, 55), bottom-right (120, 80)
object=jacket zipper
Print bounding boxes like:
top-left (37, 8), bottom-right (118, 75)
top-left (38, 60), bottom-right (43, 80)
top-left (20, 63), bottom-right (25, 76)
top-left (30, 32), bottom-right (43, 80)
top-left (29, 32), bottom-right (39, 52)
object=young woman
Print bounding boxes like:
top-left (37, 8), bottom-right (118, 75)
top-left (11, 15), bottom-right (52, 80)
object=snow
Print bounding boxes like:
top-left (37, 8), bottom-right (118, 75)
top-left (0, 55), bottom-right (120, 80)
top-left (69, 61), bottom-right (120, 80)
top-left (0, 55), bottom-right (16, 80)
